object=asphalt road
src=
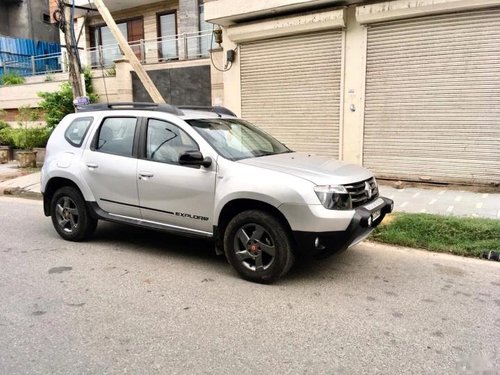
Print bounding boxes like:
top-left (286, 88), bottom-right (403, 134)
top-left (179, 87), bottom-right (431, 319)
top-left (0, 196), bottom-right (499, 374)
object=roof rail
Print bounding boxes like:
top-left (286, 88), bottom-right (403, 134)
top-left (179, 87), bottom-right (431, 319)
top-left (177, 105), bottom-right (237, 117)
top-left (77, 102), bottom-right (184, 116)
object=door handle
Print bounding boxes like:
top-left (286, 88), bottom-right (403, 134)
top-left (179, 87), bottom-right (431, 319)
top-left (139, 171), bottom-right (154, 178)
top-left (87, 163), bottom-right (98, 169)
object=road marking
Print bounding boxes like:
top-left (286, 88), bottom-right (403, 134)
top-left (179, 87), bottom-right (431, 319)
top-left (420, 209), bottom-right (427, 213)
top-left (438, 191), bottom-right (445, 196)
top-left (455, 196), bottom-right (462, 202)
top-left (475, 202), bottom-right (483, 209)
top-left (482, 193), bottom-right (489, 198)
top-left (412, 192), bottom-right (420, 198)
top-left (400, 201), bottom-right (408, 208)
top-left (429, 199), bottom-right (437, 205)
top-left (447, 206), bottom-right (454, 213)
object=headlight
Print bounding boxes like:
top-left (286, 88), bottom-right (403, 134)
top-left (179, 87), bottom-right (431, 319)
top-left (314, 185), bottom-right (352, 210)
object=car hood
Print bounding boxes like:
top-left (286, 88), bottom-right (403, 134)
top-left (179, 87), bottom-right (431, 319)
top-left (237, 152), bottom-right (373, 185)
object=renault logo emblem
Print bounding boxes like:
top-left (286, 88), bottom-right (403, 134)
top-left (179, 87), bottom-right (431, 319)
top-left (365, 181), bottom-right (372, 199)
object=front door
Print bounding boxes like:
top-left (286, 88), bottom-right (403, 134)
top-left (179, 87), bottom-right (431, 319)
top-left (81, 116), bottom-right (141, 218)
top-left (137, 118), bottom-right (216, 233)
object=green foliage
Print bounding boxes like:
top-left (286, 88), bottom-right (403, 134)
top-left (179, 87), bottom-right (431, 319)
top-left (83, 66), bottom-right (99, 103)
top-left (0, 126), bottom-right (14, 147)
top-left (0, 120), bottom-right (8, 132)
top-left (15, 106), bottom-right (40, 150)
top-left (372, 212), bottom-right (500, 258)
top-left (0, 126), bottom-right (50, 149)
top-left (0, 71), bottom-right (26, 85)
top-left (38, 66), bottom-right (98, 129)
top-left (0, 111), bottom-right (10, 143)
top-left (38, 82), bottom-right (74, 129)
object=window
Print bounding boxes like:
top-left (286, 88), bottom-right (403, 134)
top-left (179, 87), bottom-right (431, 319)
top-left (65, 117), bottom-right (94, 147)
top-left (146, 119), bottom-right (198, 164)
top-left (96, 117), bottom-right (137, 157)
top-left (43, 13), bottom-right (51, 24)
top-left (157, 12), bottom-right (177, 60)
top-left (199, 2), bottom-right (211, 56)
top-left (90, 18), bottom-right (144, 66)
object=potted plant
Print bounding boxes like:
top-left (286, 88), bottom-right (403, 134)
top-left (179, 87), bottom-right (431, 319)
top-left (32, 127), bottom-right (51, 165)
top-left (14, 106), bottom-right (42, 168)
top-left (0, 109), bottom-right (13, 163)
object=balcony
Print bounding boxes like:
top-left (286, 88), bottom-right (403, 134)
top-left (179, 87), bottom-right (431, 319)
top-left (0, 30), bottom-right (213, 77)
top-left (87, 30), bottom-right (212, 69)
top-left (73, 0), bottom-right (163, 13)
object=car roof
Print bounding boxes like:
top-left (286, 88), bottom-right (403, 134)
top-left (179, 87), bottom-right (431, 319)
top-left (76, 102), bottom-right (238, 121)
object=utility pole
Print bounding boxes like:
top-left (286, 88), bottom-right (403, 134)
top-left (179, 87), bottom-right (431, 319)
top-left (58, 0), bottom-right (85, 99)
top-left (93, 0), bottom-right (166, 104)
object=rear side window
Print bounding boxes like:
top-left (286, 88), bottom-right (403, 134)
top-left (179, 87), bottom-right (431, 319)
top-left (64, 117), bottom-right (94, 147)
top-left (96, 117), bottom-right (137, 157)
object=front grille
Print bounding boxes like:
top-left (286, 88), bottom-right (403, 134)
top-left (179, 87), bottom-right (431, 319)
top-left (343, 177), bottom-right (379, 208)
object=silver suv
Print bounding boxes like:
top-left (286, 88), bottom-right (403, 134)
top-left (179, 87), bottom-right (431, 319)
top-left (41, 103), bottom-right (393, 283)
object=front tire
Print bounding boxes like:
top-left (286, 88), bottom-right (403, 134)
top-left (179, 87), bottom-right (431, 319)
top-left (50, 186), bottom-right (97, 241)
top-left (224, 210), bottom-right (295, 283)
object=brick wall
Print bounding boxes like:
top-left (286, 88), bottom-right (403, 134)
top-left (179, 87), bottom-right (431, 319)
top-left (2, 109), bottom-right (19, 122)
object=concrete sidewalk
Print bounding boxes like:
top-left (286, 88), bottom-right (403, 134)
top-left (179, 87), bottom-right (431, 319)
top-left (379, 185), bottom-right (500, 220)
top-left (0, 163), bottom-right (42, 199)
top-left (0, 166), bottom-right (499, 219)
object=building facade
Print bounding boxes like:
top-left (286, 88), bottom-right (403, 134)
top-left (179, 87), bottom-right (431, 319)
top-left (48, 0), bottom-right (220, 106)
top-left (0, 0), bottom-right (58, 42)
top-left (205, 0), bottom-right (500, 186)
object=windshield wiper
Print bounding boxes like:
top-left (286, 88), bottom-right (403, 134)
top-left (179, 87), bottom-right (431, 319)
top-left (254, 150), bottom-right (293, 158)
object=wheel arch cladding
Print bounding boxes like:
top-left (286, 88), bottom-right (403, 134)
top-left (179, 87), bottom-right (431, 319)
top-left (216, 199), bottom-right (293, 243)
top-left (43, 177), bottom-right (84, 216)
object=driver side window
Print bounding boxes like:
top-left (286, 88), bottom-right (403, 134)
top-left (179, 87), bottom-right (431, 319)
top-left (147, 119), bottom-right (198, 164)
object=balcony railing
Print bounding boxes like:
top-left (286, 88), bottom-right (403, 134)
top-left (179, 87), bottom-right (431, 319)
top-left (0, 30), bottom-right (213, 79)
top-left (0, 52), bottom-right (63, 78)
top-left (87, 30), bottom-right (213, 69)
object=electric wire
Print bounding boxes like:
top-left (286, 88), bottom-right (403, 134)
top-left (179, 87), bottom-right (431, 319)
top-left (209, 24), bottom-right (236, 72)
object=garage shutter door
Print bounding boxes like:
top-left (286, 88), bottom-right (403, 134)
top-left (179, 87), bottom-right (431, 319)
top-left (363, 9), bottom-right (500, 184)
top-left (241, 31), bottom-right (342, 158)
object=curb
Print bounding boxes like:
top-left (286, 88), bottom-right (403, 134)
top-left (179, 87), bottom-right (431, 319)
top-left (1, 186), bottom-right (42, 200)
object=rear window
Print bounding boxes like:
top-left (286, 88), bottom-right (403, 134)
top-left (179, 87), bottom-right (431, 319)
top-left (64, 117), bottom-right (94, 147)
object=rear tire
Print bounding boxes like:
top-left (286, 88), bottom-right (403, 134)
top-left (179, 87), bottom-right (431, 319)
top-left (50, 186), bottom-right (97, 241)
top-left (224, 210), bottom-right (295, 283)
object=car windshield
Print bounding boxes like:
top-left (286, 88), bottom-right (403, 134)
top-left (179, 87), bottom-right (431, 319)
top-left (187, 118), bottom-right (292, 161)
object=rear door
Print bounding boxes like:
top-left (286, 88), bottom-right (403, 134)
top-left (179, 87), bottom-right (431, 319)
top-left (81, 116), bottom-right (141, 218)
top-left (137, 118), bottom-right (216, 234)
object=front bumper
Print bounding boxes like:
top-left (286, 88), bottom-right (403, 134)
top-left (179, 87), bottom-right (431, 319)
top-left (292, 197), bottom-right (394, 258)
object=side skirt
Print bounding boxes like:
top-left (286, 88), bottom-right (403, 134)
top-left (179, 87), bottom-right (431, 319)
top-left (88, 202), bottom-right (214, 240)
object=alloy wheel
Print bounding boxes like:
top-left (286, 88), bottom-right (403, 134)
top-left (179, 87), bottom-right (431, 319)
top-left (55, 196), bottom-right (79, 233)
top-left (233, 223), bottom-right (276, 271)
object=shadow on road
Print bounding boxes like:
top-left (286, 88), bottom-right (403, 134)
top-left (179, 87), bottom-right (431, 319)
top-left (92, 221), bottom-right (221, 262)
top-left (89, 221), bottom-right (360, 284)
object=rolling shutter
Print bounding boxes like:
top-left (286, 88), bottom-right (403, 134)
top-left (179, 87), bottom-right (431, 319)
top-left (241, 31), bottom-right (342, 158)
top-left (363, 9), bottom-right (500, 184)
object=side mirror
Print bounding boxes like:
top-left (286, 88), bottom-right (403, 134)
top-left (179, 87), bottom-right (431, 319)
top-left (179, 150), bottom-right (212, 168)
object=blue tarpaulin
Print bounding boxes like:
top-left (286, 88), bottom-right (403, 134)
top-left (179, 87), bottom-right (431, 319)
top-left (0, 35), bottom-right (61, 78)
